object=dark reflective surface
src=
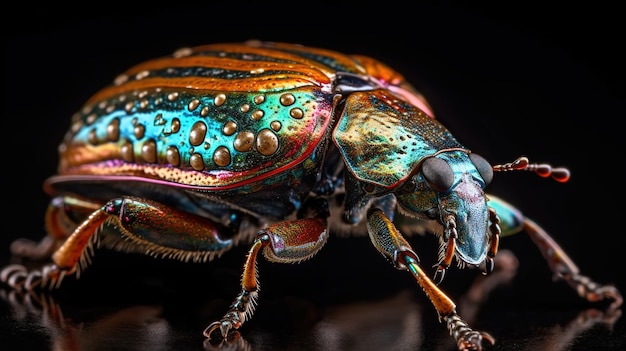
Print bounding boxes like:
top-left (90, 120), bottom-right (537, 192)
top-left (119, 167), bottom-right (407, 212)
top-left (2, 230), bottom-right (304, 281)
top-left (1, 244), bottom-right (624, 351)
top-left (3, 2), bottom-right (624, 350)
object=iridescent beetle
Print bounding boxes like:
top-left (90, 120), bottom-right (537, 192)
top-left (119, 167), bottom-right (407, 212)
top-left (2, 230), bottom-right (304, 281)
top-left (1, 40), bottom-right (621, 350)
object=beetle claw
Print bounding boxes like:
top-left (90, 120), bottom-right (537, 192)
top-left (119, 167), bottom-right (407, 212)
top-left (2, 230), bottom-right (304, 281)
top-left (433, 265), bottom-right (447, 285)
top-left (456, 330), bottom-right (495, 351)
top-left (594, 285), bottom-right (623, 309)
top-left (203, 330), bottom-right (247, 350)
top-left (25, 271), bottom-right (43, 291)
top-left (0, 263), bottom-right (72, 292)
top-left (483, 257), bottom-right (494, 275)
top-left (0, 264), bottom-right (28, 290)
top-left (203, 320), bottom-right (233, 340)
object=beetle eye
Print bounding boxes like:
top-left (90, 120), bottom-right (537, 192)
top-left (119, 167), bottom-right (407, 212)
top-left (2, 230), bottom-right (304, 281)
top-left (421, 157), bottom-right (454, 192)
top-left (469, 153), bottom-right (493, 186)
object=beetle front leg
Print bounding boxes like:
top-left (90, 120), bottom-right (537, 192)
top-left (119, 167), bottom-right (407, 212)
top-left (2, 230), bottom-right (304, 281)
top-left (367, 209), bottom-right (494, 351)
top-left (204, 217), bottom-right (329, 340)
top-left (489, 195), bottom-right (623, 307)
top-left (524, 219), bottom-right (623, 307)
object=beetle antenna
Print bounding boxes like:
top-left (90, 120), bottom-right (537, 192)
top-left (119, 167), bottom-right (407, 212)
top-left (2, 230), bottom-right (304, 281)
top-left (492, 156), bottom-right (570, 183)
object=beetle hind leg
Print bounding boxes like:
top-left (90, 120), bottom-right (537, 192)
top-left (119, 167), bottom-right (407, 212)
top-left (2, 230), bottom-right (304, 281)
top-left (1, 195), bottom-right (236, 293)
top-left (8, 236), bottom-right (59, 261)
top-left (1, 240), bottom-right (70, 291)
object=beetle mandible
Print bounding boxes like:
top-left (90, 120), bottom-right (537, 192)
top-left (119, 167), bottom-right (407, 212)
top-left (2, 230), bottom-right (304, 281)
top-left (1, 40), bottom-right (621, 350)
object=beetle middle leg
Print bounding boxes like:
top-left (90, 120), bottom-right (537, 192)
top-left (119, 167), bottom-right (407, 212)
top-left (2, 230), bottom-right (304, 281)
top-left (204, 215), bottom-right (329, 340)
top-left (367, 209), bottom-right (494, 351)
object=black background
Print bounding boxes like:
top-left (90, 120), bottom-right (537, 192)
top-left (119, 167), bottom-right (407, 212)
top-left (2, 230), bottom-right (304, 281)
top-left (2, 2), bottom-right (624, 350)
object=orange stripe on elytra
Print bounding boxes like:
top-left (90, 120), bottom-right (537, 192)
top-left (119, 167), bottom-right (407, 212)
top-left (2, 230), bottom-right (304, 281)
top-left (124, 56), bottom-right (331, 85)
top-left (86, 75), bottom-right (320, 105)
top-left (266, 42), bottom-right (368, 75)
top-left (191, 43), bottom-right (363, 76)
top-left (350, 54), bottom-right (407, 86)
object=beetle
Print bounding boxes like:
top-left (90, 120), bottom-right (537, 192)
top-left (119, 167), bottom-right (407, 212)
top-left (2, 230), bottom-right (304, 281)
top-left (1, 40), bottom-right (621, 350)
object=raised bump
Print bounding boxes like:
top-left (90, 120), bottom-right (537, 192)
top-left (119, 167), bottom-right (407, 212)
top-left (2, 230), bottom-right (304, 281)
top-left (190, 153), bottom-right (205, 171)
top-left (213, 146), bottom-right (231, 167)
top-left (256, 129), bottom-right (279, 156)
top-left (166, 146), bottom-right (180, 166)
top-left (234, 131), bottom-right (255, 152)
top-left (189, 121), bottom-right (207, 146)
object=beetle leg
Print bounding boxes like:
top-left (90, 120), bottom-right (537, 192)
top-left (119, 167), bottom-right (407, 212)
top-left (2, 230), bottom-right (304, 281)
top-left (523, 219), bottom-right (623, 307)
top-left (488, 194), bottom-right (622, 308)
top-left (433, 215), bottom-right (458, 284)
top-left (203, 236), bottom-right (265, 340)
top-left (367, 209), bottom-right (494, 350)
top-left (1, 196), bottom-right (234, 292)
top-left (8, 236), bottom-right (59, 262)
top-left (1, 198), bottom-right (109, 292)
top-left (7, 196), bottom-right (101, 262)
top-left (205, 217), bottom-right (329, 341)
top-left (483, 207), bottom-right (501, 275)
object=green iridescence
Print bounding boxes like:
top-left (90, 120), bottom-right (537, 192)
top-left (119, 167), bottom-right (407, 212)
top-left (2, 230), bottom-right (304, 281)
top-left (333, 90), bottom-right (463, 188)
top-left (70, 88), bottom-right (330, 174)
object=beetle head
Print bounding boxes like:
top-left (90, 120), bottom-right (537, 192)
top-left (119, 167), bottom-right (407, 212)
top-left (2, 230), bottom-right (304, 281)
top-left (396, 150), bottom-right (494, 267)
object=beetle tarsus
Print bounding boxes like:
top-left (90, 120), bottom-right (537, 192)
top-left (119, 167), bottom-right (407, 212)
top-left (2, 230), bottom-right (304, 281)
top-left (568, 273), bottom-right (623, 308)
top-left (0, 263), bottom-right (71, 292)
top-left (0, 264), bottom-right (28, 290)
top-left (457, 331), bottom-right (496, 351)
top-left (444, 313), bottom-right (495, 351)
top-left (24, 270), bottom-right (43, 291)
top-left (204, 289), bottom-right (258, 340)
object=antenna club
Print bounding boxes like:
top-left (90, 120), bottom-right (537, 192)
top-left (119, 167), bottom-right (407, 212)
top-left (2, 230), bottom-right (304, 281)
top-left (552, 168), bottom-right (571, 183)
top-left (530, 164), bottom-right (552, 177)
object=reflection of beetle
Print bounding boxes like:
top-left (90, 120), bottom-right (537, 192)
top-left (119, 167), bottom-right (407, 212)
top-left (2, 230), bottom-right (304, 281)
top-left (1, 40), bottom-right (621, 350)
